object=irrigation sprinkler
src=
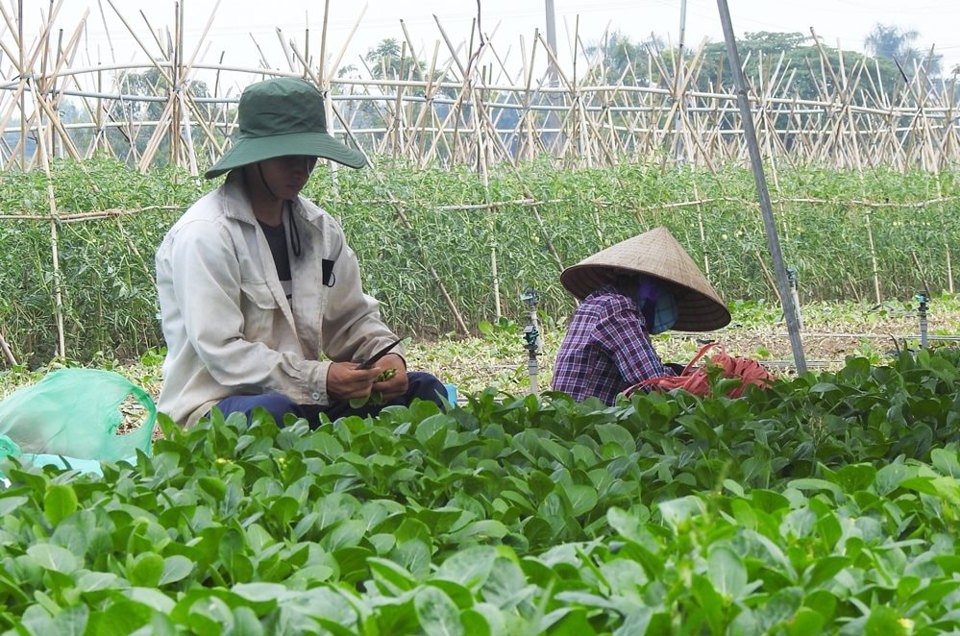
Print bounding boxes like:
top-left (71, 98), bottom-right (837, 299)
top-left (787, 267), bottom-right (803, 331)
top-left (520, 288), bottom-right (542, 394)
top-left (916, 291), bottom-right (930, 349)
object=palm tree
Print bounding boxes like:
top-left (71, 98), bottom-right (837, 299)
top-left (584, 31), bottom-right (665, 86)
top-left (864, 24), bottom-right (941, 78)
top-left (864, 24), bottom-right (918, 60)
top-left (365, 39), bottom-right (405, 80)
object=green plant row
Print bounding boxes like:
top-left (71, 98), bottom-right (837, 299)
top-left (0, 157), bottom-right (957, 363)
top-left (2, 348), bottom-right (960, 633)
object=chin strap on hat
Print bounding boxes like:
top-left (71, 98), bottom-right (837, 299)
top-left (286, 202), bottom-right (301, 258)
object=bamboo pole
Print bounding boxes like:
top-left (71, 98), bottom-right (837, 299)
top-left (7, 7), bottom-right (86, 163)
top-left (32, 81), bottom-right (67, 359)
top-left (434, 22), bottom-right (565, 275)
top-left (295, 56), bottom-right (472, 335)
top-left (17, 0), bottom-right (24, 167)
top-left (131, 0), bottom-right (220, 172)
top-left (3, 194), bottom-right (955, 224)
top-left (716, 0), bottom-right (806, 373)
top-left (0, 330), bottom-right (17, 367)
top-left (935, 171), bottom-right (954, 293)
top-left (3, 4), bottom-right (960, 174)
top-left (457, 15), bottom-right (503, 319)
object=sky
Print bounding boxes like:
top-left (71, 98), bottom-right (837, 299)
top-left (12, 0), bottom-right (960, 90)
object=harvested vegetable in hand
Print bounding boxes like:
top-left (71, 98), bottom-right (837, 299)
top-left (349, 368), bottom-right (397, 408)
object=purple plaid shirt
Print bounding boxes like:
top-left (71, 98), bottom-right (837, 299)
top-left (552, 285), bottom-right (673, 404)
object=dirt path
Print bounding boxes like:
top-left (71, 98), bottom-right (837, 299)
top-left (406, 302), bottom-right (960, 394)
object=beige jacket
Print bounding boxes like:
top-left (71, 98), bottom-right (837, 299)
top-left (155, 172), bottom-right (401, 426)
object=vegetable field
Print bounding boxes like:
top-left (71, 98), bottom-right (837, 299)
top-left (2, 155), bottom-right (960, 633)
top-left (3, 348), bottom-right (960, 633)
top-left (0, 158), bottom-right (957, 364)
top-left (2, 5), bottom-right (960, 633)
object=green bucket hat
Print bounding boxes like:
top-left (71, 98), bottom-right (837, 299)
top-left (204, 77), bottom-right (367, 179)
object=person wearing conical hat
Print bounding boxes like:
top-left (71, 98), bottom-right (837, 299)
top-left (155, 77), bottom-right (447, 427)
top-left (552, 226), bottom-right (730, 404)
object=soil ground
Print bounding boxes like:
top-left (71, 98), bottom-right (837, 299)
top-left (3, 298), bottom-right (959, 403)
top-left (403, 298), bottom-right (960, 395)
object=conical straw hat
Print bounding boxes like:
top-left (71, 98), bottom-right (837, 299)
top-left (560, 226), bottom-right (730, 331)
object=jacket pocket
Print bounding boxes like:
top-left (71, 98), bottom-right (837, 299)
top-left (239, 280), bottom-right (280, 340)
top-left (322, 258), bottom-right (336, 287)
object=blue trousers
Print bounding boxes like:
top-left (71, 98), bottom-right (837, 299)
top-left (215, 371), bottom-right (447, 427)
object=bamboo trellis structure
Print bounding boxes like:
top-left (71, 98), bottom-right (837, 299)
top-left (3, 1), bottom-right (958, 174)
top-left (1, 1), bottom-right (959, 359)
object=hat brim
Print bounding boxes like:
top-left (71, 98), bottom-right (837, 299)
top-left (204, 131), bottom-right (367, 178)
top-left (560, 226), bottom-right (731, 332)
top-left (561, 264), bottom-right (730, 331)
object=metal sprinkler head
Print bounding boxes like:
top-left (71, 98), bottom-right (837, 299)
top-left (520, 288), bottom-right (540, 309)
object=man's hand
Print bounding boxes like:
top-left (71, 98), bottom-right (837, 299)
top-left (326, 353), bottom-right (408, 404)
top-left (372, 353), bottom-right (408, 402)
top-left (326, 361), bottom-right (383, 401)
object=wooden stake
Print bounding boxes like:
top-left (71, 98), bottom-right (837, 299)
top-left (0, 331), bottom-right (16, 368)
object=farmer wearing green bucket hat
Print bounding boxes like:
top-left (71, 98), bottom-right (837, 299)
top-left (156, 77), bottom-right (447, 427)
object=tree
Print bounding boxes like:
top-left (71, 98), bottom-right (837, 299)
top-left (334, 39), bottom-right (458, 156)
top-left (106, 68), bottom-right (211, 166)
top-left (363, 38), bottom-right (455, 96)
top-left (864, 23), bottom-right (942, 79)
top-left (686, 31), bottom-right (912, 104)
top-left (580, 30), bottom-right (916, 144)
top-left (365, 39), bottom-right (405, 80)
top-left (584, 30), bottom-right (665, 86)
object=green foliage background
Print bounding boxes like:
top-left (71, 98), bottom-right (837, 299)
top-left (0, 157), bottom-right (957, 364)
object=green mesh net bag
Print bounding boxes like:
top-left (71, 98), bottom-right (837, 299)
top-left (0, 368), bottom-right (155, 462)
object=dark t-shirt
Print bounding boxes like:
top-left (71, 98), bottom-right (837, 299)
top-left (258, 220), bottom-right (292, 299)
